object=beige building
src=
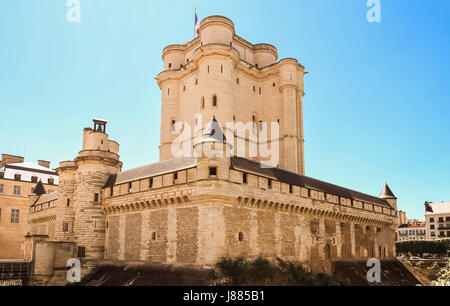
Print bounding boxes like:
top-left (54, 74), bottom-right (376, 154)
top-left (425, 201), bottom-right (450, 240)
top-left (0, 154), bottom-right (58, 259)
top-left (27, 16), bottom-right (398, 273)
top-left (396, 220), bottom-right (426, 242)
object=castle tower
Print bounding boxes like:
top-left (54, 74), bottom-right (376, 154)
top-left (54, 161), bottom-right (76, 242)
top-left (157, 15), bottom-right (306, 175)
top-left (72, 119), bottom-right (122, 260)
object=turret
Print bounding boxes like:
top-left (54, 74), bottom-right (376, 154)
top-left (72, 119), bottom-right (122, 260)
top-left (379, 183), bottom-right (397, 210)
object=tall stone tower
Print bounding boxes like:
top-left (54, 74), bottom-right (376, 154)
top-left (68, 119), bottom-right (122, 260)
top-left (157, 15), bottom-right (307, 175)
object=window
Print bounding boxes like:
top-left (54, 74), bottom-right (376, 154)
top-left (447, 217), bottom-right (450, 222)
top-left (31, 176), bottom-right (38, 183)
top-left (273, 82), bottom-right (276, 87)
top-left (94, 193), bottom-right (99, 202)
top-left (430, 218), bottom-right (434, 222)
top-left (0, 171), bottom-right (4, 179)
top-left (110, 187), bottom-right (114, 197)
top-left (11, 209), bottom-right (19, 223)
top-left (77, 247), bottom-right (86, 258)
top-left (255, 64), bottom-right (259, 68)
top-left (377, 227), bottom-right (382, 232)
top-left (63, 222), bottom-right (69, 232)
top-left (152, 232), bottom-right (157, 241)
top-left (207, 65), bottom-right (210, 73)
top-left (149, 178), bottom-right (153, 189)
top-left (14, 174), bottom-right (21, 181)
top-left (440, 232), bottom-right (445, 237)
top-left (209, 167), bottom-right (217, 177)
top-left (186, 58), bottom-right (189, 63)
top-left (308, 189), bottom-right (311, 197)
top-left (268, 179), bottom-right (272, 189)
top-left (439, 217), bottom-right (444, 223)
top-left (253, 85), bottom-right (256, 92)
top-left (243, 173), bottom-right (247, 184)
top-left (431, 232), bottom-right (435, 237)
top-left (31, 187), bottom-right (34, 194)
top-left (0, 184), bottom-right (3, 193)
top-left (67, 199), bottom-right (70, 207)
top-left (238, 232), bottom-right (244, 242)
top-left (167, 88), bottom-right (170, 96)
top-left (195, 78), bottom-right (198, 85)
top-left (128, 183), bottom-right (132, 193)
top-left (168, 63), bottom-right (172, 69)
top-left (221, 65), bottom-right (223, 73)
top-left (259, 88), bottom-right (262, 95)
top-left (48, 178), bottom-right (54, 185)
top-left (259, 121), bottom-right (263, 131)
top-left (171, 120), bottom-right (176, 132)
top-left (13, 185), bottom-right (20, 195)
top-left (289, 185), bottom-right (293, 193)
top-left (201, 97), bottom-right (205, 109)
top-left (183, 85), bottom-right (186, 92)
top-left (173, 172), bottom-right (178, 184)
top-left (212, 95), bottom-right (217, 107)
top-left (236, 78), bottom-right (239, 85)
top-left (0, 208), bottom-right (2, 221)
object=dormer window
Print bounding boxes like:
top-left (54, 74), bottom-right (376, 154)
top-left (14, 174), bottom-right (21, 181)
top-left (48, 178), bottom-right (54, 185)
top-left (0, 171), bottom-right (4, 179)
top-left (31, 176), bottom-right (38, 183)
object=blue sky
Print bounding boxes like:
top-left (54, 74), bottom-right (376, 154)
top-left (0, 0), bottom-right (448, 220)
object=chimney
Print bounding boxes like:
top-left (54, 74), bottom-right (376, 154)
top-left (38, 160), bottom-right (51, 168)
top-left (1, 154), bottom-right (24, 168)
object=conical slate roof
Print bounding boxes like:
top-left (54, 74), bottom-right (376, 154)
top-left (194, 116), bottom-right (231, 147)
top-left (379, 183), bottom-right (397, 199)
top-left (33, 180), bottom-right (46, 196)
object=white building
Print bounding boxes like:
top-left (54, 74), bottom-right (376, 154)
top-left (425, 202), bottom-right (450, 240)
top-left (396, 220), bottom-right (426, 242)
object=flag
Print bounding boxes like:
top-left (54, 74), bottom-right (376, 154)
top-left (195, 10), bottom-right (199, 36)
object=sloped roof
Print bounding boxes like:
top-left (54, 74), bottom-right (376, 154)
top-left (194, 116), bottom-right (230, 146)
top-left (230, 157), bottom-right (392, 208)
top-left (103, 157), bottom-right (196, 188)
top-left (0, 162), bottom-right (58, 184)
top-left (425, 202), bottom-right (450, 215)
top-left (33, 181), bottom-right (46, 196)
top-left (31, 191), bottom-right (58, 207)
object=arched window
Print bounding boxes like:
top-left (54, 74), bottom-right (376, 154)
top-left (212, 95), bottom-right (217, 107)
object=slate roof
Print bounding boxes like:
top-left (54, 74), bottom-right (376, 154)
top-left (379, 183), bottom-right (397, 199)
top-left (425, 202), bottom-right (450, 215)
top-left (103, 157), bottom-right (197, 188)
top-left (230, 156), bottom-right (392, 208)
top-left (31, 191), bottom-right (58, 207)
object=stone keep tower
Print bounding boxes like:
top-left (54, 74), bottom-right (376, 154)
top-left (61, 119), bottom-right (122, 260)
top-left (157, 15), bottom-right (307, 175)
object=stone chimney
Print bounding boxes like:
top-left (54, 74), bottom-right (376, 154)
top-left (0, 154), bottom-right (24, 168)
top-left (38, 160), bottom-right (51, 168)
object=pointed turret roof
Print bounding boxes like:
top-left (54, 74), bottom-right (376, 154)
top-left (379, 183), bottom-right (397, 199)
top-left (33, 180), bottom-right (46, 196)
top-left (194, 116), bottom-right (232, 148)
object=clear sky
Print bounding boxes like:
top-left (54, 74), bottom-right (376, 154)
top-left (0, 0), bottom-right (449, 220)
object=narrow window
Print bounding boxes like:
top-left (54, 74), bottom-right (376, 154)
top-left (268, 179), bottom-right (272, 189)
top-left (171, 120), bottom-right (176, 132)
top-left (253, 85), bottom-right (256, 92)
top-left (149, 178), bottom-right (153, 189)
top-left (128, 183), bottom-right (132, 193)
top-left (14, 174), bottom-right (21, 181)
top-left (195, 78), bottom-right (198, 85)
top-left (13, 186), bottom-right (21, 195)
top-left (63, 222), bottom-right (69, 232)
top-left (48, 177), bottom-right (54, 184)
top-left (307, 189), bottom-right (311, 197)
top-left (31, 176), bottom-right (38, 183)
top-left (324, 193), bottom-right (327, 201)
top-left (173, 172), bottom-right (178, 184)
top-left (209, 167), bottom-right (217, 177)
top-left (233, 115), bottom-right (235, 121)
top-left (289, 185), bottom-right (293, 193)
top-left (238, 232), bottom-right (244, 242)
top-left (201, 97), bottom-right (205, 109)
top-left (212, 95), bottom-right (217, 107)
top-left (167, 88), bottom-right (170, 96)
top-left (221, 65), bottom-right (223, 73)
top-left (207, 65), bottom-right (210, 73)
top-left (183, 85), bottom-right (186, 92)
top-left (67, 199), bottom-right (70, 207)
top-left (255, 64), bottom-right (259, 68)
top-left (259, 121), bottom-right (263, 131)
top-left (273, 82), bottom-right (276, 87)
top-left (243, 173), bottom-right (247, 184)
top-left (259, 88), bottom-right (262, 95)
top-left (186, 58), bottom-right (189, 63)
top-left (10, 209), bottom-right (19, 223)
top-left (77, 247), bottom-right (86, 258)
top-left (168, 63), bottom-right (172, 69)
top-left (110, 187), bottom-right (114, 197)
top-left (152, 232), bottom-right (157, 241)
top-left (94, 193), bottom-right (99, 202)
top-left (106, 221), bottom-right (109, 228)
top-left (236, 78), bottom-right (239, 85)
top-left (0, 184), bottom-right (3, 193)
